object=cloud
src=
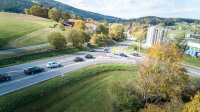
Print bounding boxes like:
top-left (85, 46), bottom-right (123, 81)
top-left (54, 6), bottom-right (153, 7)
top-left (56, 0), bottom-right (200, 19)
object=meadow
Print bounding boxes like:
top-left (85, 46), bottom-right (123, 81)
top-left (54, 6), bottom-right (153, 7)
top-left (0, 12), bottom-right (64, 49)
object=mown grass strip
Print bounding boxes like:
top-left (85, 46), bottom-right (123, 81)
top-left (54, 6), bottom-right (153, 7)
top-left (0, 64), bottom-right (138, 112)
top-left (0, 47), bottom-right (90, 68)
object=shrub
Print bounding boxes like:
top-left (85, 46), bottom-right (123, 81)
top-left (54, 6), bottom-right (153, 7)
top-left (48, 32), bottom-right (67, 50)
top-left (110, 82), bottom-right (142, 112)
top-left (183, 92), bottom-right (200, 112)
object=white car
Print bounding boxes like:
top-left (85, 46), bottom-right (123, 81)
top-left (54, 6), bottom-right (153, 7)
top-left (46, 62), bottom-right (61, 68)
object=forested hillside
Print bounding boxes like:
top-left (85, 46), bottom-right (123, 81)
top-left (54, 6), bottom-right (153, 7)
top-left (0, 0), bottom-right (124, 22)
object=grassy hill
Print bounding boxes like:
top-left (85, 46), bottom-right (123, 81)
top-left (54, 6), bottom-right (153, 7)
top-left (14, 71), bottom-right (137, 112)
top-left (0, 12), bottom-right (64, 49)
top-left (0, 0), bottom-right (124, 23)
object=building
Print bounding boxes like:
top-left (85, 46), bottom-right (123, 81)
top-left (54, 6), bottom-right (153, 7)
top-left (145, 26), bottom-right (168, 47)
top-left (179, 27), bottom-right (186, 30)
top-left (86, 23), bottom-right (96, 31)
top-left (67, 19), bottom-right (78, 27)
top-left (186, 41), bottom-right (200, 58)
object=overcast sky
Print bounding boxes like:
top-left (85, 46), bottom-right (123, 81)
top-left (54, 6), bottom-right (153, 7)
top-left (56, 0), bottom-right (200, 19)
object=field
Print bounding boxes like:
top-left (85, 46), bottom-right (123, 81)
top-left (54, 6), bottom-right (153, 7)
top-left (0, 12), bottom-right (64, 49)
top-left (15, 71), bottom-right (137, 112)
top-left (183, 55), bottom-right (200, 68)
top-left (0, 64), bottom-right (138, 112)
top-left (167, 23), bottom-right (200, 35)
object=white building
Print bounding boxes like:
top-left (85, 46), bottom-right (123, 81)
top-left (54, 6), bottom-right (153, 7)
top-left (145, 26), bottom-right (168, 47)
top-left (187, 41), bottom-right (200, 51)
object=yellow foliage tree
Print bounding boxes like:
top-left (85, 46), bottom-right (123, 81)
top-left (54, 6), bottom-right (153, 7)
top-left (74, 20), bottom-right (86, 30)
top-left (183, 92), bottom-right (200, 112)
top-left (137, 43), bottom-right (189, 103)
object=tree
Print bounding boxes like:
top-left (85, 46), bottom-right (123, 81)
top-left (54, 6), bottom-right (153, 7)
top-left (95, 24), bottom-right (109, 35)
top-left (80, 30), bottom-right (91, 43)
top-left (66, 28), bottom-right (84, 47)
top-left (74, 20), bottom-right (86, 30)
top-left (90, 33), bottom-right (109, 45)
top-left (137, 43), bottom-right (189, 104)
top-left (48, 8), bottom-right (60, 21)
top-left (183, 92), bottom-right (200, 112)
top-left (62, 11), bottom-right (70, 22)
top-left (110, 24), bottom-right (125, 41)
top-left (30, 5), bottom-right (42, 17)
top-left (24, 8), bottom-right (30, 15)
top-left (48, 32), bottom-right (66, 50)
top-left (70, 14), bottom-right (77, 19)
top-left (174, 33), bottom-right (186, 52)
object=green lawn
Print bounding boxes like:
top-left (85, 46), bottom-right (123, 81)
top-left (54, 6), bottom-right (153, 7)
top-left (14, 71), bottom-right (137, 112)
top-left (167, 23), bottom-right (200, 35)
top-left (183, 55), bottom-right (200, 68)
top-left (0, 12), bottom-right (61, 49)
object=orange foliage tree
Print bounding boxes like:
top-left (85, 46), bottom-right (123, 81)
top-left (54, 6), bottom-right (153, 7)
top-left (137, 43), bottom-right (189, 103)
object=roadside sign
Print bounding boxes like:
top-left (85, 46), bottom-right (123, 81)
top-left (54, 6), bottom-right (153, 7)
top-left (113, 47), bottom-right (118, 51)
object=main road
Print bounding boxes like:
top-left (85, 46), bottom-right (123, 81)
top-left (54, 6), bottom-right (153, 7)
top-left (0, 38), bottom-right (199, 96)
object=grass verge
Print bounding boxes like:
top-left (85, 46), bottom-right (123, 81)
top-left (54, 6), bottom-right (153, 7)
top-left (183, 55), bottom-right (200, 68)
top-left (0, 64), bottom-right (138, 112)
top-left (0, 47), bottom-right (90, 68)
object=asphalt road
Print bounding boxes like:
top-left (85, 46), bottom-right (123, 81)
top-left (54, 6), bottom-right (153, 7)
top-left (0, 38), bottom-right (199, 96)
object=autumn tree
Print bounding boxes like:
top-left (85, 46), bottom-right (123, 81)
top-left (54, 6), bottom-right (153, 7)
top-left (62, 11), bottom-right (70, 22)
top-left (66, 28), bottom-right (88, 47)
top-left (137, 43), bottom-right (189, 104)
top-left (90, 33), bottom-right (109, 45)
top-left (95, 23), bottom-right (109, 35)
top-left (29, 5), bottom-right (49, 18)
top-left (70, 14), bottom-right (77, 19)
top-left (30, 5), bottom-right (42, 17)
top-left (183, 92), bottom-right (200, 112)
top-left (24, 8), bottom-right (30, 15)
top-left (48, 8), bottom-right (60, 21)
top-left (174, 33), bottom-right (186, 52)
top-left (48, 32), bottom-right (67, 50)
top-left (109, 23), bottom-right (125, 41)
top-left (74, 20), bottom-right (86, 30)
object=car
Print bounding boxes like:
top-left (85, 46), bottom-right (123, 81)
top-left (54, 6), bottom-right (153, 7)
top-left (85, 54), bottom-right (93, 59)
top-left (131, 53), bottom-right (139, 57)
top-left (24, 67), bottom-right (45, 75)
top-left (114, 52), bottom-right (119, 55)
top-left (89, 48), bottom-right (95, 52)
top-left (0, 73), bottom-right (11, 82)
top-left (120, 53), bottom-right (128, 57)
top-left (104, 48), bottom-right (109, 53)
top-left (73, 57), bottom-right (84, 62)
top-left (46, 62), bottom-right (61, 68)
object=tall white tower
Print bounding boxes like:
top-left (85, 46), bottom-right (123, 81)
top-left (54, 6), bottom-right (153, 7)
top-left (146, 26), bottom-right (168, 47)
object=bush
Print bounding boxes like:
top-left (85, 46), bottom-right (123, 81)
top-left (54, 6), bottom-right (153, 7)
top-left (48, 32), bottom-right (67, 50)
top-left (110, 82), bottom-right (142, 112)
top-left (183, 92), bottom-right (200, 112)
top-left (0, 64), bottom-right (138, 112)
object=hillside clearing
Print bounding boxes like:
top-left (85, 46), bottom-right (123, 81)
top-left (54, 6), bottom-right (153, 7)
top-left (0, 12), bottom-right (59, 49)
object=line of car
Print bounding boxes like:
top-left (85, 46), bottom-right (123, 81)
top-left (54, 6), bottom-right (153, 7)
top-left (0, 48), bottom-right (139, 82)
top-left (0, 49), bottom-right (98, 82)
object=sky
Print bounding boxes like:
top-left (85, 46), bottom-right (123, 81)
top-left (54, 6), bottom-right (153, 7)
top-left (56, 0), bottom-right (200, 19)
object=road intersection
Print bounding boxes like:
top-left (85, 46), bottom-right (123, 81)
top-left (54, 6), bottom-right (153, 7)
top-left (0, 38), bottom-right (199, 96)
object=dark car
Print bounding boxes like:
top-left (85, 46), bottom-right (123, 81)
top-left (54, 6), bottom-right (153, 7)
top-left (74, 57), bottom-right (84, 62)
top-left (85, 54), bottom-right (93, 59)
top-left (120, 53), bottom-right (128, 57)
top-left (24, 67), bottom-right (45, 75)
top-left (0, 73), bottom-right (11, 81)
top-left (89, 49), bottom-right (95, 52)
top-left (131, 53), bottom-right (139, 57)
top-left (104, 48), bottom-right (109, 53)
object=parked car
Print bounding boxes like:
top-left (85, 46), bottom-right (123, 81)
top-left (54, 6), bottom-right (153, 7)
top-left (24, 67), bottom-right (45, 75)
top-left (104, 48), bottom-right (109, 53)
top-left (46, 62), bottom-right (61, 68)
top-left (85, 54), bottom-right (93, 59)
top-left (89, 49), bottom-right (95, 52)
top-left (120, 53), bottom-right (128, 57)
top-left (73, 57), bottom-right (84, 62)
top-left (114, 52), bottom-right (119, 55)
top-left (0, 73), bottom-right (11, 81)
top-left (131, 53), bottom-right (139, 57)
